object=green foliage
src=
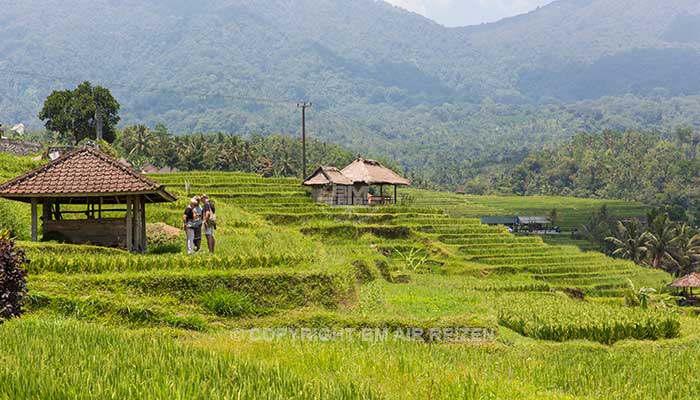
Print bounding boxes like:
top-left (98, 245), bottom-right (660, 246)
top-left (200, 289), bottom-right (264, 318)
top-left (115, 128), bottom-right (357, 178)
top-left (495, 129), bottom-right (700, 218)
top-left (603, 213), bottom-right (700, 277)
top-left (2, 164), bottom-right (687, 398)
top-left (6, 1), bottom-right (700, 191)
top-left (393, 247), bottom-right (429, 272)
top-left (498, 293), bottom-right (680, 344)
top-left (0, 230), bottom-right (29, 320)
top-left (38, 81), bottom-right (120, 144)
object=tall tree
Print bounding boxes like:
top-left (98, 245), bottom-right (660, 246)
top-left (39, 82), bottom-right (120, 144)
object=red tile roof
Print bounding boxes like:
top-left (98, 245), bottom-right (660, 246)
top-left (0, 146), bottom-right (177, 203)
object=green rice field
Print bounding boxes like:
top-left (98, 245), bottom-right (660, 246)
top-left (2, 162), bottom-right (699, 399)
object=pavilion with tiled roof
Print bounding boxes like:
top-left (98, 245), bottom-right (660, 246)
top-left (0, 145), bottom-right (177, 253)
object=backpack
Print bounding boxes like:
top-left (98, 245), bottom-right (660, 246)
top-left (207, 202), bottom-right (217, 228)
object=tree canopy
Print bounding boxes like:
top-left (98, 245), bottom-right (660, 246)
top-left (38, 82), bottom-right (120, 144)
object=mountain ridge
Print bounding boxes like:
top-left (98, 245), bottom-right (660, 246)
top-left (1, 0), bottom-right (699, 186)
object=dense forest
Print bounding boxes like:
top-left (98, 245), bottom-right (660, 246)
top-left (473, 128), bottom-right (700, 222)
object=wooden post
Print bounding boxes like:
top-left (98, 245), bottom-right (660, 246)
top-left (140, 198), bottom-right (147, 252)
top-left (42, 200), bottom-right (51, 222)
top-left (30, 198), bottom-right (38, 242)
top-left (134, 196), bottom-right (142, 253)
top-left (126, 196), bottom-right (133, 252)
top-left (394, 185), bottom-right (397, 205)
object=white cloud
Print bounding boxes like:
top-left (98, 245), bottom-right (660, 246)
top-left (383, 0), bottom-right (554, 26)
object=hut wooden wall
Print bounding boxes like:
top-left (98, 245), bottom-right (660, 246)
top-left (311, 185), bottom-right (368, 206)
top-left (43, 218), bottom-right (127, 247)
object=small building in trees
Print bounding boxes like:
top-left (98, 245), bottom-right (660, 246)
top-left (0, 146), bottom-right (177, 253)
top-left (303, 158), bottom-right (410, 206)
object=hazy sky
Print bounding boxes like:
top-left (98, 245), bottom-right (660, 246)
top-left (384, 0), bottom-right (556, 27)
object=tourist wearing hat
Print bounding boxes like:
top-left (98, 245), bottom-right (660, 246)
top-left (182, 198), bottom-right (201, 254)
top-left (201, 194), bottom-right (216, 253)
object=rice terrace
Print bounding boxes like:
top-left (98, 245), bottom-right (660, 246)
top-left (4, 1), bottom-right (700, 399)
top-left (0, 146), bottom-right (697, 399)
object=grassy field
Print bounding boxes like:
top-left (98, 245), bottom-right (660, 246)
top-left (405, 189), bottom-right (649, 231)
top-left (2, 156), bottom-right (698, 399)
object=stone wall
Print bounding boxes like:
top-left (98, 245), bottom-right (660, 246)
top-left (0, 139), bottom-right (43, 156)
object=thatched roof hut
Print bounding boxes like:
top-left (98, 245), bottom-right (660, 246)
top-left (302, 158), bottom-right (410, 206)
top-left (303, 166), bottom-right (364, 206)
top-left (670, 272), bottom-right (700, 288)
top-left (340, 158), bottom-right (410, 186)
top-left (303, 166), bottom-right (353, 186)
top-left (670, 272), bottom-right (700, 301)
top-left (0, 146), bottom-right (177, 253)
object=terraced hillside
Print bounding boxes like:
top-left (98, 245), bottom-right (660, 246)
top-left (405, 188), bottom-right (649, 230)
top-left (4, 166), bottom-right (697, 399)
top-left (151, 173), bottom-right (665, 296)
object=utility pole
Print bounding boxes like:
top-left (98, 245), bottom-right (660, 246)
top-left (297, 102), bottom-right (312, 179)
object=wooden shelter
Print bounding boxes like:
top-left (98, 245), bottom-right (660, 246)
top-left (669, 272), bottom-right (700, 301)
top-left (339, 157), bottom-right (410, 205)
top-left (303, 159), bottom-right (410, 206)
top-left (0, 146), bottom-right (177, 253)
top-left (303, 166), bottom-right (367, 206)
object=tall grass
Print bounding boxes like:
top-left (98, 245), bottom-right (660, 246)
top-left (0, 317), bottom-right (376, 399)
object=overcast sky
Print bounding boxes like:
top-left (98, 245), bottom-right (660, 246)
top-left (384, 0), bottom-right (556, 27)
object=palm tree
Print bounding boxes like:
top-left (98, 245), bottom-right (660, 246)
top-left (668, 224), bottom-right (700, 277)
top-left (124, 125), bottom-right (154, 159)
top-left (606, 219), bottom-right (648, 264)
top-left (643, 215), bottom-right (682, 271)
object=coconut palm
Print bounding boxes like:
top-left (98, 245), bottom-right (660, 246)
top-left (605, 219), bottom-right (648, 264)
top-left (667, 224), bottom-right (700, 277)
top-left (123, 124), bottom-right (154, 158)
top-left (643, 215), bottom-right (682, 271)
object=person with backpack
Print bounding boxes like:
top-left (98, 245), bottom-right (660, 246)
top-left (182, 197), bottom-right (203, 254)
top-left (193, 196), bottom-right (204, 252)
top-left (201, 194), bottom-right (216, 253)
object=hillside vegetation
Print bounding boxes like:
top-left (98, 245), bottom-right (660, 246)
top-left (473, 129), bottom-right (700, 223)
top-left (2, 0), bottom-right (700, 187)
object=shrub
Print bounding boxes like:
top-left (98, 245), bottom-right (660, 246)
top-left (0, 230), bottom-right (29, 320)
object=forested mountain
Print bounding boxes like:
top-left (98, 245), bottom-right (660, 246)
top-left (1, 0), bottom-right (700, 185)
